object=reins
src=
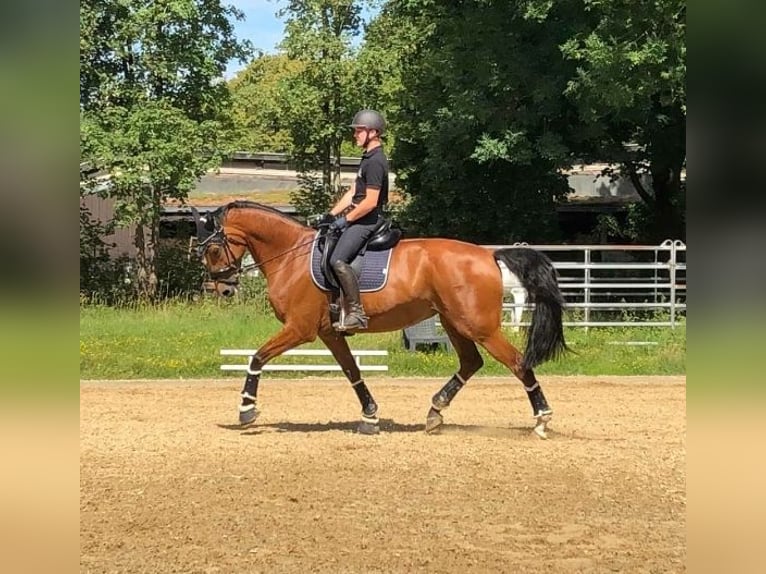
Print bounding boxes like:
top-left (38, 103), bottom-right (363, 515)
top-left (211, 224), bottom-right (332, 280)
top-left (239, 234), bottom-right (321, 275)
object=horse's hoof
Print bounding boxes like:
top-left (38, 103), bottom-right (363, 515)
top-left (533, 412), bottom-right (552, 439)
top-left (425, 410), bottom-right (444, 434)
top-left (357, 421), bottom-right (380, 435)
top-left (239, 405), bottom-right (260, 426)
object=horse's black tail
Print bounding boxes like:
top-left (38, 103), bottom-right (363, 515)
top-left (494, 247), bottom-right (568, 371)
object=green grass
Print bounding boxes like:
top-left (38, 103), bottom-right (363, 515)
top-left (80, 299), bottom-right (685, 380)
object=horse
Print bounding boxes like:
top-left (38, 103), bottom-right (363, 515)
top-left (192, 201), bottom-right (567, 438)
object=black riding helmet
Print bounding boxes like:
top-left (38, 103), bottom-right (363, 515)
top-left (349, 109), bottom-right (386, 136)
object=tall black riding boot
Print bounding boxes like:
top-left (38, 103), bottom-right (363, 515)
top-left (332, 261), bottom-right (368, 330)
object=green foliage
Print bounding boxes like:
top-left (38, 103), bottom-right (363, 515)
top-left (80, 0), bottom-right (252, 299)
top-left (229, 273), bottom-right (273, 315)
top-left (278, 1), bottom-right (371, 195)
top-left (228, 54), bottom-right (299, 152)
top-left (223, 0), bottom-right (685, 245)
top-left (79, 204), bottom-right (135, 305)
top-left (80, 239), bottom-right (207, 306)
top-left (376, 0), bottom-right (581, 243)
top-left (560, 0), bottom-right (686, 241)
top-left (353, 3), bottom-right (422, 158)
top-left (593, 213), bottom-right (628, 243)
top-left (79, 255), bottom-right (135, 306)
top-left (594, 202), bottom-right (669, 243)
top-left (79, 0), bottom-right (687, 309)
top-left (154, 242), bottom-right (207, 300)
top-left (290, 172), bottom-right (337, 219)
top-left (80, 299), bottom-right (686, 380)
top-left (560, 0), bottom-right (685, 111)
top-left (357, 0), bottom-right (685, 243)
top-left (84, 102), bottom-right (227, 213)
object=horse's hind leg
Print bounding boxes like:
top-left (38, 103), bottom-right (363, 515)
top-left (425, 318), bottom-right (484, 434)
top-left (480, 330), bottom-right (553, 439)
top-left (320, 332), bottom-right (380, 435)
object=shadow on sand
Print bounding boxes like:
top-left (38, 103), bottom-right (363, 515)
top-left (216, 419), bottom-right (568, 439)
top-left (220, 419), bottom-right (423, 435)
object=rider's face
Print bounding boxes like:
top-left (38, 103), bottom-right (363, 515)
top-left (353, 126), bottom-right (372, 147)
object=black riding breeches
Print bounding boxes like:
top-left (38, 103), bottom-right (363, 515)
top-left (330, 218), bottom-right (381, 266)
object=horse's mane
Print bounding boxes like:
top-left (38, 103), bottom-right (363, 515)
top-left (217, 200), bottom-right (307, 228)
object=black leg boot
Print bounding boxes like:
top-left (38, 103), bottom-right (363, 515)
top-left (332, 261), bottom-right (368, 330)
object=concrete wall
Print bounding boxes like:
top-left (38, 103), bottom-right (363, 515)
top-left (196, 155), bottom-right (644, 201)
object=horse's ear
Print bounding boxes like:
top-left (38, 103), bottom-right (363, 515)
top-left (191, 207), bottom-right (213, 239)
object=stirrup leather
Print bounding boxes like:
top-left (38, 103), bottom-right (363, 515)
top-left (333, 311), bottom-right (368, 331)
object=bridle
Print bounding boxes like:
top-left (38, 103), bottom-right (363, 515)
top-left (195, 226), bottom-right (252, 285)
top-left (195, 215), bottom-right (331, 288)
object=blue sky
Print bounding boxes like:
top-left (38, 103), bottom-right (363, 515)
top-left (224, 0), bottom-right (378, 78)
top-left (225, 0), bottom-right (287, 77)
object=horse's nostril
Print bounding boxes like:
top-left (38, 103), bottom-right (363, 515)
top-left (221, 287), bottom-right (235, 297)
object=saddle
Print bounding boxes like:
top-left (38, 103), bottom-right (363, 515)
top-left (312, 219), bottom-right (402, 328)
top-left (317, 218), bottom-right (402, 290)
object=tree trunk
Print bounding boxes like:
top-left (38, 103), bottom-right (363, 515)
top-left (650, 164), bottom-right (684, 243)
top-left (322, 140), bottom-right (332, 197)
top-left (332, 140), bottom-right (342, 197)
top-left (133, 196), bottom-right (160, 301)
top-left (647, 99), bottom-right (686, 242)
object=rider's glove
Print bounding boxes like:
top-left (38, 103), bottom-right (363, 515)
top-left (329, 216), bottom-right (348, 232)
top-left (316, 212), bottom-right (335, 227)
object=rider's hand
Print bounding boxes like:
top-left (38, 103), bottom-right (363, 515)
top-left (329, 216), bottom-right (348, 232)
top-left (316, 213), bottom-right (335, 227)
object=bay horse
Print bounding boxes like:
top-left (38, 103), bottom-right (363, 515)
top-left (192, 201), bottom-right (567, 438)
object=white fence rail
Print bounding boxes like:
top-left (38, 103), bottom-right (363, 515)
top-left (488, 240), bottom-right (686, 328)
top-left (220, 348), bottom-right (389, 372)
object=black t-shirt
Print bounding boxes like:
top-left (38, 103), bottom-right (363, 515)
top-left (352, 146), bottom-right (389, 210)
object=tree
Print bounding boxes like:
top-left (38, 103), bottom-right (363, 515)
top-left (79, 0), bottom-right (251, 299)
top-left (363, 0), bottom-right (685, 243)
top-left (560, 0), bottom-right (686, 242)
top-left (351, 2), bottom-right (417, 159)
top-left (278, 0), bottom-right (370, 210)
top-left (371, 1), bottom-right (584, 243)
top-left (228, 54), bottom-right (301, 153)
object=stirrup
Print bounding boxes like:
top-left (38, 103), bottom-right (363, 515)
top-left (333, 313), bottom-right (368, 331)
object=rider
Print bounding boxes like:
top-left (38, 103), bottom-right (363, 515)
top-left (323, 109), bottom-right (389, 331)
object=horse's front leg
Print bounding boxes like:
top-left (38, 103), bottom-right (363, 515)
top-left (238, 326), bottom-right (313, 426)
top-left (320, 332), bottom-right (380, 435)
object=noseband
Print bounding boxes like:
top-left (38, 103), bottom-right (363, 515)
top-left (197, 228), bottom-right (247, 284)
